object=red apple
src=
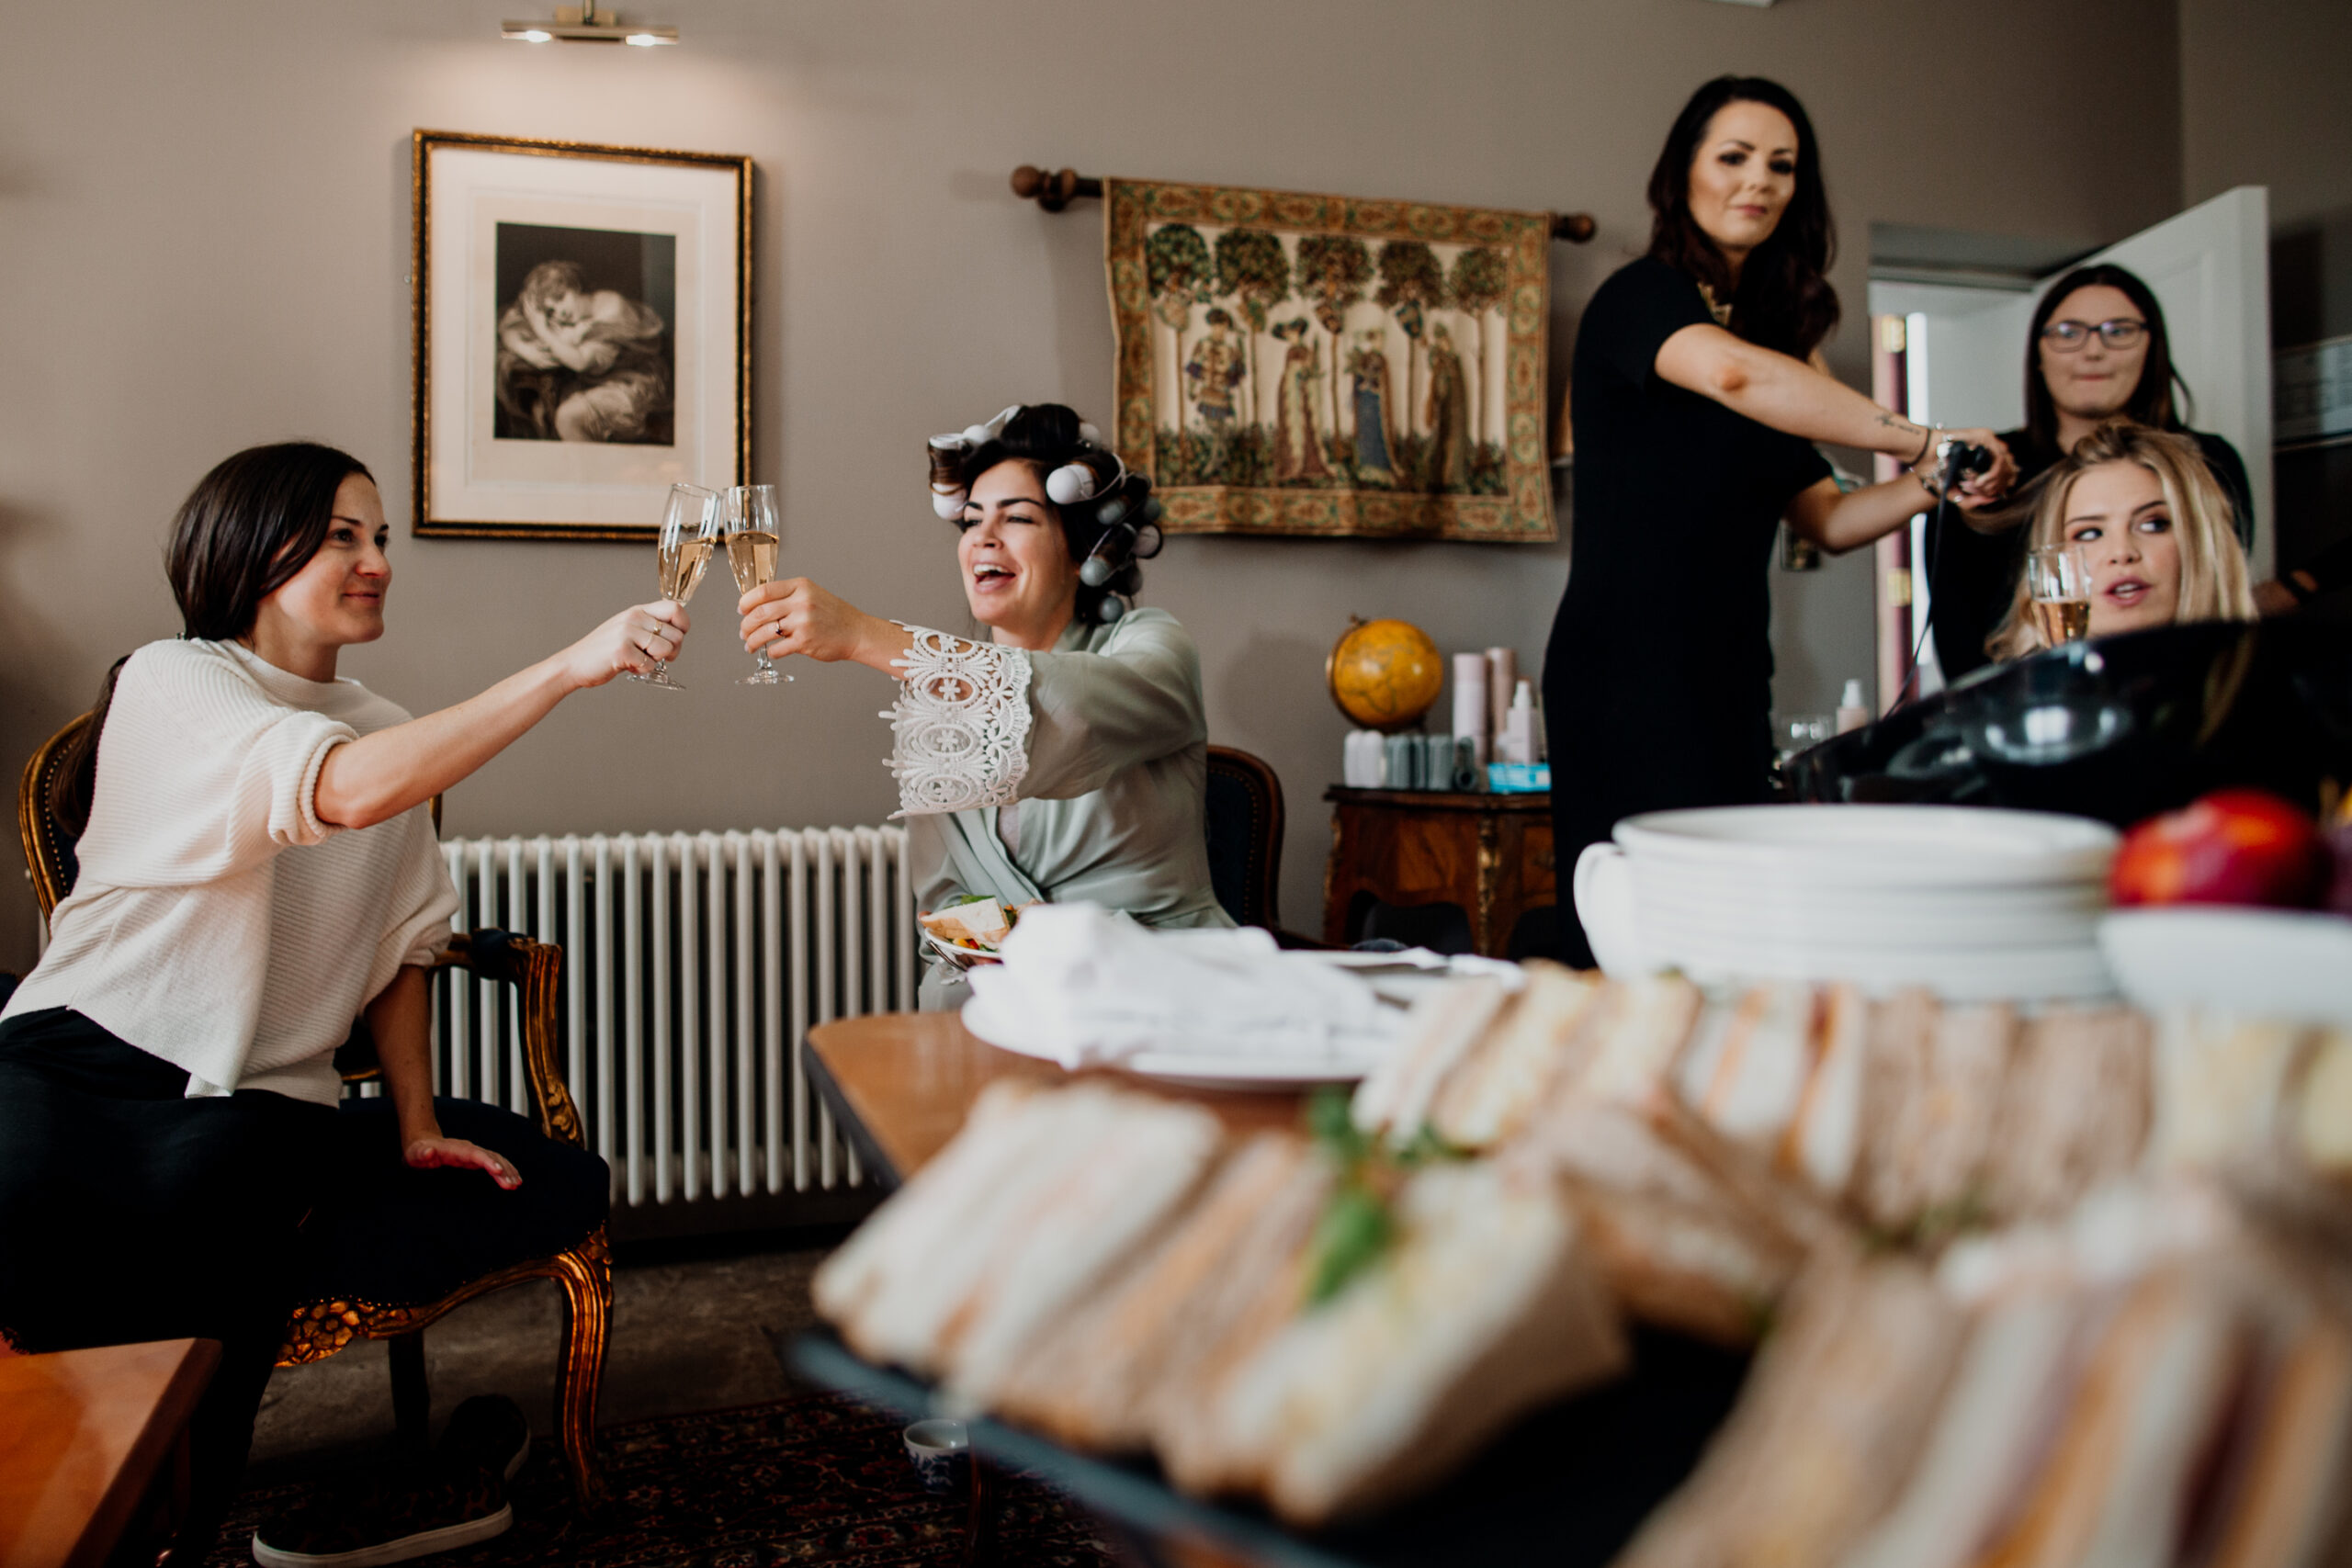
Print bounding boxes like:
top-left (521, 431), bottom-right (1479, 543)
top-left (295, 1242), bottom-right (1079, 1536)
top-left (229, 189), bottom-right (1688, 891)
top-left (2110, 789), bottom-right (2330, 909)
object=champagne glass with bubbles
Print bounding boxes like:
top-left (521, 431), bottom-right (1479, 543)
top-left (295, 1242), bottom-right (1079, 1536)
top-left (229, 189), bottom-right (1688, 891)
top-left (632, 482), bottom-right (716, 691)
top-left (720, 484), bottom-right (791, 686)
top-left (2027, 544), bottom-right (2093, 647)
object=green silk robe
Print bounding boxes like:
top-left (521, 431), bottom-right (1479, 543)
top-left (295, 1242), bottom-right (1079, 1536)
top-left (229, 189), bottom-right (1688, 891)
top-left (888, 608), bottom-right (1234, 1007)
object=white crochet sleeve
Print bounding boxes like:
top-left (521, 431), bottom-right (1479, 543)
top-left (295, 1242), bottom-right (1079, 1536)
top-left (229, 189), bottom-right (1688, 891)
top-left (883, 626), bottom-right (1034, 817)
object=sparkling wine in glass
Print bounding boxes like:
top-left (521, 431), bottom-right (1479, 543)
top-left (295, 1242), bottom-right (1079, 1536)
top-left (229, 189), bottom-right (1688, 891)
top-left (633, 483), bottom-right (717, 690)
top-left (721, 484), bottom-right (791, 686)
top-left (2027, 544), bottom-right (2093, 646)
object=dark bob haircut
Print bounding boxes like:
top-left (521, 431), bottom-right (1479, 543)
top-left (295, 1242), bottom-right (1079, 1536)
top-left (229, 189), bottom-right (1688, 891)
top-left (1645, 75), bottom-right (1839, 360)
top-left (2023, 264), bottom-right (2188, 449)
top-left (165, 441), bottom-right (375, 642)
top-left (928, 403), bottom-right (1159, 625)
top-left (51, 442), bottom-right (374, 836)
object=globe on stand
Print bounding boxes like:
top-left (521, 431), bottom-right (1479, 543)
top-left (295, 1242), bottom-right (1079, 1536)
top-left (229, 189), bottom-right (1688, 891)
top-left (1327, 615), bottom-right (1443, 732)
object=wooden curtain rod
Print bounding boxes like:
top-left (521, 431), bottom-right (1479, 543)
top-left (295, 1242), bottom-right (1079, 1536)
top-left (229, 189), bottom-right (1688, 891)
top-left (1010, 165), bottom-right (1597, 243)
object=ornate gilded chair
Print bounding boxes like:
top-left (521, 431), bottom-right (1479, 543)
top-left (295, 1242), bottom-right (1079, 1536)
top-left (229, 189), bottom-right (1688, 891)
top-left (19, 712), bottom-right (611, 1503)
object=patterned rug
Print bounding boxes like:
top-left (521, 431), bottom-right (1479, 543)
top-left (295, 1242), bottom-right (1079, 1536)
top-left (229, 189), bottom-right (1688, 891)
top-left (203, 1392), bottom-right (1120, 1567)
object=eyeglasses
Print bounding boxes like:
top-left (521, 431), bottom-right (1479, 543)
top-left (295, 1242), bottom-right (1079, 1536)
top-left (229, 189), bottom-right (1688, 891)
top-left (2041, 318), bottom-right (2148, 353)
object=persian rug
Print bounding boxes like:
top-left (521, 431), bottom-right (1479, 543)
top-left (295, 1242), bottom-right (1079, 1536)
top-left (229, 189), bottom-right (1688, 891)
top-left (203, 1392), bottom-right (1119, 1567)
top-left (1105, 177), bottom-right (1556, 543)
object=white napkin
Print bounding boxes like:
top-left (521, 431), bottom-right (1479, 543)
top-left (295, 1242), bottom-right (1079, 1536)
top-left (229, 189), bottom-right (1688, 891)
top-left (962, 903), bottom-right (1402, 1070)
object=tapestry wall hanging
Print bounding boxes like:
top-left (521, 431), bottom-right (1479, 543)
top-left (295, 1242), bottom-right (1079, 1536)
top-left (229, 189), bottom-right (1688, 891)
top-left (413, 130), bottom-right (752, 541)
top-left (1106, 178), bottom-right (1555, 543)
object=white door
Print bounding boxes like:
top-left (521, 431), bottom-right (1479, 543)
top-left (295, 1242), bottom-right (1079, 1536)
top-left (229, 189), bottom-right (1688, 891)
top-left (2086, 186), bottom-right (2274, 574)
top-left (1877, 185), bottom-right (2276, 686)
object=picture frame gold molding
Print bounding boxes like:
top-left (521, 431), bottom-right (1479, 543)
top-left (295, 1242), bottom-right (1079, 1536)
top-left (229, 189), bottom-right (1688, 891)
top-left (410, 128), bottom-right (753, 541)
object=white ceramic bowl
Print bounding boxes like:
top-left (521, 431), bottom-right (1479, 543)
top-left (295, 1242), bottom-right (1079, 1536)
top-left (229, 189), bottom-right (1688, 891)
top-left (2100, 908), bottom-right (2352, 1023)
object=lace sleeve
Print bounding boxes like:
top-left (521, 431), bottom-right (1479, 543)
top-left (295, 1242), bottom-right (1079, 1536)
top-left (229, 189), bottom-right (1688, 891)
top-left (883, 626), bottom-right (1034, 817)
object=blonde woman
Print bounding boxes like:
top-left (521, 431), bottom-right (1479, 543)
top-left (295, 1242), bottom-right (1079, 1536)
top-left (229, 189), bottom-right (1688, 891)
top-left (1988, 420), bottom-right (2256, 660)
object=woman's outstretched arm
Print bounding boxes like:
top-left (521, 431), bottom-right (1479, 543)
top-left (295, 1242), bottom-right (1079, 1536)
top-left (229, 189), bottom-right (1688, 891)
top-left (365, 963), bottom-right (522, 1188)
top-left (312, 600), bottom-right (689, 829)
top-left (1654, 322), bottom-right (2015, 495)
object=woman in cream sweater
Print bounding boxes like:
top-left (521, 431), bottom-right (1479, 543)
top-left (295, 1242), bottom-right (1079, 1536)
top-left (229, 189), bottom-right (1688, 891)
top-left (0, 441), bottom-right (688, 1560)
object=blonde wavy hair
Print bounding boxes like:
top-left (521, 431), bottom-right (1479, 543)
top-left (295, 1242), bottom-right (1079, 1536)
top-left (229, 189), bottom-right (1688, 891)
top-left (1987, 419), bottom-right (2255, 661)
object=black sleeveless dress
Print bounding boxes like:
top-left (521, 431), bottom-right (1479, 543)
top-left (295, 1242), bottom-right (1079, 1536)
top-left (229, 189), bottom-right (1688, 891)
top-left (1544, 258), bottom-right (1830, 966)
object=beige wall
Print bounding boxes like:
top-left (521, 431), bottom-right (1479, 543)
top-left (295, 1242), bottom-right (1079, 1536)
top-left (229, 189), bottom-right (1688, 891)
top-left (0, 0), bottom-right (2187, 972)
top-left (2180, 0), bottom-right (2352, 575)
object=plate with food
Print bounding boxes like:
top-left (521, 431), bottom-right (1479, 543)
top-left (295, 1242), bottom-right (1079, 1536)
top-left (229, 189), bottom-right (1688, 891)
top-left (919, 896), bottom-right (1038, 971)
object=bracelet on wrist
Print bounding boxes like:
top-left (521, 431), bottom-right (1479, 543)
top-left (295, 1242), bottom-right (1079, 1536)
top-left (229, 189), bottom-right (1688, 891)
top-left (1912, 425), bottom-right (1937, 466)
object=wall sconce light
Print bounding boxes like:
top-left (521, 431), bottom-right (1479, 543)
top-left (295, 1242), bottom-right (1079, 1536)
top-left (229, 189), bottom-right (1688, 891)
top-left (503, 2), bottom-right (678, 45)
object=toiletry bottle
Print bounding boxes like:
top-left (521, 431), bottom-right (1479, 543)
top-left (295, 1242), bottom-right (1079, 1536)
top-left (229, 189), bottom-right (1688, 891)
top-left (1503, 680), bottom-right (1537, 765)
top-left (1836, 679), bottom-right (1870, 734)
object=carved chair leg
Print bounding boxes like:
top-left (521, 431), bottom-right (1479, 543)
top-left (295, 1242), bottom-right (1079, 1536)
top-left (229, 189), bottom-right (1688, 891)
top-left (550, 1233), bottom-right (613, 1506)
top-left (390, 1331), bottom-right (431, 1455)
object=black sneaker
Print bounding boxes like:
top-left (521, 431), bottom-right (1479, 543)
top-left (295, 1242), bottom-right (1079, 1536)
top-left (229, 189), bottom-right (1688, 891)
top-left (250, 1461), bottom-right (511, 1567)
top-left (436, 1393), bottom-right (532, 1483)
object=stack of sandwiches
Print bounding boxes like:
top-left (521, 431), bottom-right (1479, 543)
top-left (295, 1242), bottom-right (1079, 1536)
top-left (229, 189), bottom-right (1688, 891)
top-left (815, 958), bottom-right (2352, 1542)
top-left (1623, 1183), bottom-right (2352, 1568)
top-left (812, 1080), bottom-right (1627, 1527)
top-left (1351, 966), bottom-right (2157, 1339)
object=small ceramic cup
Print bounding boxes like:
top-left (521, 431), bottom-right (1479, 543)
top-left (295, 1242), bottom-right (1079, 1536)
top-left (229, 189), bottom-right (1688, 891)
top-left (902, 1417), bottom-right (970, 1495)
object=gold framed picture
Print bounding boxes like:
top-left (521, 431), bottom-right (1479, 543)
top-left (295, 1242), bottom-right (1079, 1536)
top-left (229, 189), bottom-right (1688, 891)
top-left (411, 130), bottom-right (752, 541)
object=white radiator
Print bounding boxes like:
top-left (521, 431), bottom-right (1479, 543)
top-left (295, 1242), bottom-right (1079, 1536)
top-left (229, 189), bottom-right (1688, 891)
top-left (430, 828), bottom-right (916, 1206)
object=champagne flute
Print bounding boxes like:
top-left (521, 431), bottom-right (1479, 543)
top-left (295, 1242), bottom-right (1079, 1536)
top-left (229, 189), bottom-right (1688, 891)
top-left (632, 482), bottom-right (716, 691)
top-left (2026, 544), bottom-right (2093, 646)
top-left (720, 484), bottom-right (791, 686)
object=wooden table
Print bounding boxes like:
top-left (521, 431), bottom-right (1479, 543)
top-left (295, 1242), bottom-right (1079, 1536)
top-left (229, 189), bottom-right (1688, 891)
top-left (806, 1011), bottom-right (1307, 1186)
top-left (1321, 787), bottom-right (1555, 957)
top-left (0, 1337), bottom-right (220, 1568)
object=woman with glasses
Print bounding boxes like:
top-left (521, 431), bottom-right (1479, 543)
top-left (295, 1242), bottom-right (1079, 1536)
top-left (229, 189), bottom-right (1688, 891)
top-left (1928, 263), bottom-right (2255, 681)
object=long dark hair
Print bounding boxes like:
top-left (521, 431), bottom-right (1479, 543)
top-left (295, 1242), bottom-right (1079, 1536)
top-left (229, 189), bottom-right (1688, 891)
top-left (55, 442), bottom-right (372, 835)
top-left (2023, 264), bottom-right (2188, 449)
top-left (928, 404), bottom-right (1159, 626)
top-left (1645, 75), bottom-right (1839, 359)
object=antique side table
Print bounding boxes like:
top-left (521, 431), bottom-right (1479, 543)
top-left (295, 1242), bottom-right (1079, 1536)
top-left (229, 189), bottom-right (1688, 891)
top-left (1320, 787), bottom-right (1555, 957)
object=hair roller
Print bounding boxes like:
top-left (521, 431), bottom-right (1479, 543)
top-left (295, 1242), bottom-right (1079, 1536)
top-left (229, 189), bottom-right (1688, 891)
top-left (1046, 462), bottom-right (1099, 505)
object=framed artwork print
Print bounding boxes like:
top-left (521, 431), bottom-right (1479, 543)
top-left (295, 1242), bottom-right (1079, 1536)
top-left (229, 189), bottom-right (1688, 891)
top-left (412, 130), bottom-right (752, 540)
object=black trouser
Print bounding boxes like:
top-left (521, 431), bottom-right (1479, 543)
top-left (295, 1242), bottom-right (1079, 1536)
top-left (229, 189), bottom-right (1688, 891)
top-left (0, 1007), bottom-right (337, 1558)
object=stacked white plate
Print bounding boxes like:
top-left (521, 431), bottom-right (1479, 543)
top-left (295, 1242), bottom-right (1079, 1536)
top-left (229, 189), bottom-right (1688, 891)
top-left (1575, 805), bottom-right (2120, 1000)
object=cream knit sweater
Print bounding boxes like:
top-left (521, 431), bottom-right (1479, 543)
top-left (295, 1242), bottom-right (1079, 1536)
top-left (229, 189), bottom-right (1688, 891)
top-left (4, 639), bottom-right (458, 1105)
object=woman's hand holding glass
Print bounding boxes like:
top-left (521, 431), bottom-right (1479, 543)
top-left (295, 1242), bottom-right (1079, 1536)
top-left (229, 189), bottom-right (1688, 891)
top-left (558, 599), bottom-right (694, 690)
top-left (738, 577), bottom-right (898, 669)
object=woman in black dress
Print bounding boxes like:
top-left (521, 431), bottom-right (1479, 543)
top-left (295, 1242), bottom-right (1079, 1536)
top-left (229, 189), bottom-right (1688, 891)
top-left (1547, 76), bottom-right (2015, 966)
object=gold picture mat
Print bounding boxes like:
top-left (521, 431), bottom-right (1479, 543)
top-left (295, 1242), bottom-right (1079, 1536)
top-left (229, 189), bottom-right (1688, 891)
top-left (411, 130), bottom-right (752, 542)
top-left (1106, 177), bottom-right (1555, 543)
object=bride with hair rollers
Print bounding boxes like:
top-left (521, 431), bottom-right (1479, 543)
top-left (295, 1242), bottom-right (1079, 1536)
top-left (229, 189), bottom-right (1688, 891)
top-left (736, 403), bottom-right (1234, 1003)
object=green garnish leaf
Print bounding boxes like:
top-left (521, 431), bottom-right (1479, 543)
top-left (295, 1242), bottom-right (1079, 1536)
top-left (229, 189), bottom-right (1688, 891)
top-left (1306, 1184), bottom-right (1395, 1305)
top-left (1393, 1122), bottom-right (1468, 1168)
top-left (1306, 1087), bottom-right (1369, 1165)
